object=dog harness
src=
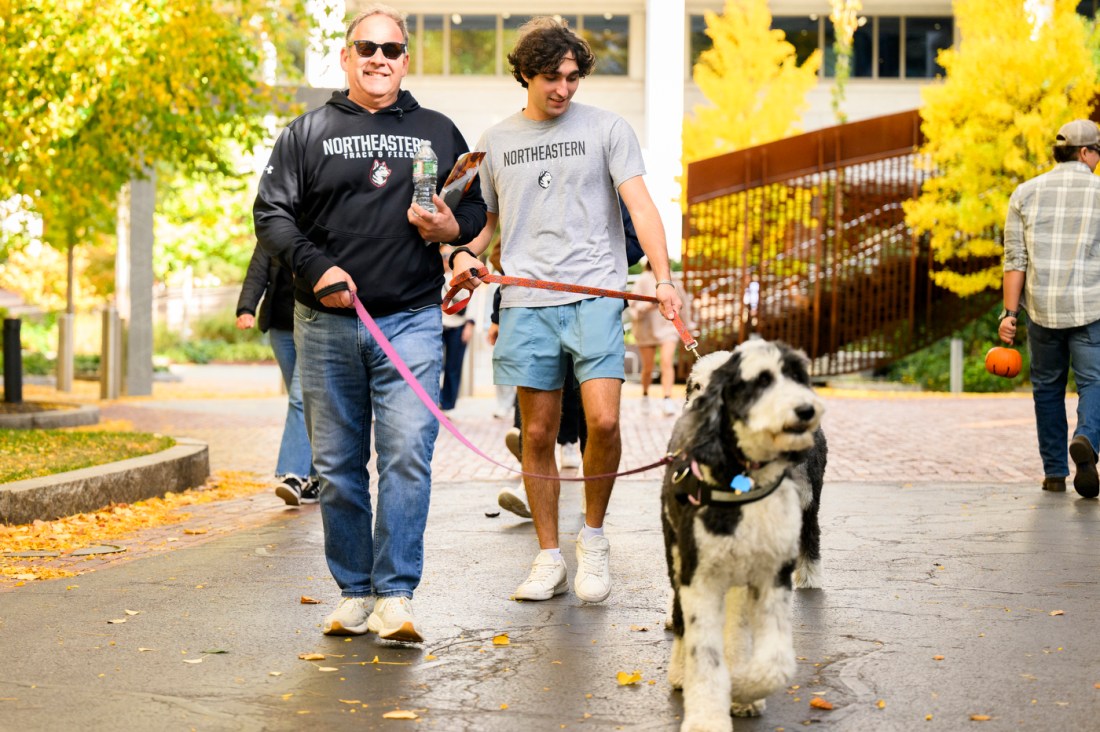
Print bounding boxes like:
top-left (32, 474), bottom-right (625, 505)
top-left (669, 453), bottom-right (786, 506)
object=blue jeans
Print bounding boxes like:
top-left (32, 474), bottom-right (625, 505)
top-left (1027, 318), bottom-right (1100, 477)
top-left (294, 303), bottom-right (441, 599)
top-left (439, 325), bottom-right (467, 410)
top-left (268, 328), bottom-right (314, 479)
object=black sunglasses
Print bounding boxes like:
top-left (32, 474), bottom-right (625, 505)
top-left (349, 40), bottom-right (407, 60)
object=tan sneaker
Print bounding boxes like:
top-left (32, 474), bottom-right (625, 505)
top-left (367, 597), bottom-right (423, 643)
top-left (323, 596), bottom-right (373, 636)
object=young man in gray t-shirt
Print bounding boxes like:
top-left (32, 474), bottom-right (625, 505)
top-left (448, 17), bottom-right (681, 603)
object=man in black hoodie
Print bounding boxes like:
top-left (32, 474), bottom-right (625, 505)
top-left (254, 3), bottom-right (486, 643)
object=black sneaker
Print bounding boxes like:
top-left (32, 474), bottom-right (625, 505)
top-left (1069, 436), bottom-right (1099, 498)
top-left (300, 477), bottom-right (320, 504)
top-left (276, 475), bottom-right (305, 506)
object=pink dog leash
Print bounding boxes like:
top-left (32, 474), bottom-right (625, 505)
top-left (351, 293), bottom-right (673, 482)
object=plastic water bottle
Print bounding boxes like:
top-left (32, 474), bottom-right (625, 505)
top-left (412, 139), bottom-right (437, 213)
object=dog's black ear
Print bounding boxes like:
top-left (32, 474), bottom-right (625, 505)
top-left (687, 356), bottom-right (740, 480)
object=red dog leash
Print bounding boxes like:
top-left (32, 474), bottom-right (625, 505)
top-left (347, 291), bottom-right (674, 482)
top-left (444, 265), bottom-right (699, 354)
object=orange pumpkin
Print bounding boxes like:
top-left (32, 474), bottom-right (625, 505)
top-left (985, 346), bottom-right (1022, 378)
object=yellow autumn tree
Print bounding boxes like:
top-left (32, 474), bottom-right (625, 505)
top-left (903, 0), bottom-right (1099, 296)
top-left (683, 0), bottom-right (822, 165)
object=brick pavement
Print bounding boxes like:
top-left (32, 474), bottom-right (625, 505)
top-left (47, 365), bottom-right (1056, 488)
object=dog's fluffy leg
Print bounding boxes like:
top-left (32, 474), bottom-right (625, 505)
top-left (723, 587), bottom-right (766, 717)
top-left (793, 556), bottom-right (822, 589)
top-left (679, 583), bottom-right (734, 732)
top-left (668, 635), bottom-right (684, 690)
top-left (728, 580), bottom-right (796, 704)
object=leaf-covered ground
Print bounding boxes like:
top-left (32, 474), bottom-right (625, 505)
top-left (0, 470), bottom-right (269, 583)
top-left (0, 428), bottom-right (174, 483)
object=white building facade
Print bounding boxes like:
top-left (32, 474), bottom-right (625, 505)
top-left (317, 1), bottom-right (1096, 253)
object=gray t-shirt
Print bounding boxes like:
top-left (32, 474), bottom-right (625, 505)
top-left (476, 102), bottom-right (646, 308)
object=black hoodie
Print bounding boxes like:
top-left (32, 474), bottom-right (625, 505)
top-left (253, 90), bottom-right (486, 317)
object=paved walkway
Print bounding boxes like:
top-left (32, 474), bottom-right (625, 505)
top-left (5, 364), bottom-right (1099, 732)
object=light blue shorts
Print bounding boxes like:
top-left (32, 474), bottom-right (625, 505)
top-left (493, 298), bottom-right (626, 390)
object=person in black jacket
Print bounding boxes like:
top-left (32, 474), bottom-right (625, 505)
top-left (253, 4), bottom-right (486, 643)
top-left (235, 245), bottom-right (317, 506)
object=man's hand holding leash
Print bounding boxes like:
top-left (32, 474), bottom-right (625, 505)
top-left (655, 279), bottom-right (683, 322)
top-left (314, 266), bottom-right (357, 309)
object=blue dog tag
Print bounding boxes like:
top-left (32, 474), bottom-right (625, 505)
top-left (730, 474), bottom-right (754, 494)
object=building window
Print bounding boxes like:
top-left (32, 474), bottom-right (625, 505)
top-left (450, 14), bottom-right (496, 75)
top-left (773, 16), bottom-right (819, 67)
top-left (877, 17), bottom-right (900, 78)
top-left (411, 14), bottom-right (443, 74)
top-left (689, 14), bottom-right (712, 69)
top-left (905, 17), bottom-right (952, 78)
top-left (582, 14), bottom-right (629, 75)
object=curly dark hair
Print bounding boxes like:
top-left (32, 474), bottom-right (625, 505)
top-left (507, 17), bottom-right (595, 88)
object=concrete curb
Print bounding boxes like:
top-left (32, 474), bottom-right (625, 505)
top-left (0, 437), bottom-right (210, 525)
top-left (0, 404), bottom-right (100, 429)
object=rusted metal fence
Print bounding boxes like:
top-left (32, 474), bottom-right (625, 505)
top-left (683, 110), bottom-right (999, 376)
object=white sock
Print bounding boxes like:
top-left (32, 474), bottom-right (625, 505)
top-left (581, 524), bottom-right (604, 541)
top-left (539, 548), bottom-right (562, 562)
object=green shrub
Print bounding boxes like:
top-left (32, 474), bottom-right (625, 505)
top-left (881, 304), bottom-right (1030, 393)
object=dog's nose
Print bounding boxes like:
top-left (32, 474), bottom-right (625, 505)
top-left (794, 404), bottom-right (817, 422)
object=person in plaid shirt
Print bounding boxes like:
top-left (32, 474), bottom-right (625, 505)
top-left (1000, 119), bottom-right (1100, 498)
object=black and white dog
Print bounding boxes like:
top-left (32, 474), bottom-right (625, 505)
top-left (663, 340), bottom-right (827, 730)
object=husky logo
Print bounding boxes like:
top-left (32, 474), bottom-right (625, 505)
top-left (369, 159), bottom-right (392, 188)
top-left (538, 170), bottom-right (552, 189)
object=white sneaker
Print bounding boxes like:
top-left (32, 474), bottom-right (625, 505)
top-left (323, 596), bottom-right (373, 636)
top-left (505, 427), bottom-right (522, 463)
top-left (640, 395), bottom-right (651, 412)
top-left (574, 532), bottom-right (611, 603)
top-left (497, 485), bottom-right (531, 518)
top-left (662, 398), bottom-right (679, 416)
top-left (514, 553), bottom-right (568, 601)
top-left (367, 596), bottom-right (424, 643)
top-left (559, 441), bottom-right (581, 469)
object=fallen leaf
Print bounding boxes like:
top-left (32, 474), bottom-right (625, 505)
top-left (926, 714), bottom-right (933, 721)
top-left (281, 693), bottom-right (293, 700)
top-left (183, 528), bottom-right (207, 535)
top-left (317, 667), bottom-right (338, 672)
top-left (424, 654), bottom-right (437, 661)
top-left (810, 698), bottom-right (833, 710)
top-left (269, 671), bottom-right (282, 676)
top-left (202, 649), bottom-right (228, 654)
top-left (493, 633), bottom-right (510, 646)
top-left (138, 648), bottom-right (156, 653)
top-left (382, 710), bottom-right (418, 720)
top-left (124, 610), bottom-right (140, 616)
top-left (500, 704), bottom-right (508, 710)
top-left (1094, 682), bottom-right (1100, 689)
top-left (932, 655), bottom-right (945, 661)
top-left (970, 714), bottom-right (992, 721)
top-left (300, 596), bottom-right (321, 604)
top-left (182, 658), bottom-right (203, 664)
top-left (877, 700), bottom-right (886, 709)
top-left (339, 699), bottom-right (363, 704)
top-left (1050, 610), bottom-right (1064, 616)
top-left (298, 653), bottom-right (325, 661)
top-left (371, 655), bottom-right (380, 664)
top-left (616, 671), bottom-right (642, 686)
top-left (629, 625), bottom-right (649, 632)
top-left (107, 618), bottom-right (127, 624)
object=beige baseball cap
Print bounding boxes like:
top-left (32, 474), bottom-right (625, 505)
top-left (1055, 119), bottom-right (1100, 147)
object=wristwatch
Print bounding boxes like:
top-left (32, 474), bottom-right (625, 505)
top-left (998, 308), bottom-right (1018, 321)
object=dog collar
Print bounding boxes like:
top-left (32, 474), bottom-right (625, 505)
top-left (671, 456), bottom-right (784, 506)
